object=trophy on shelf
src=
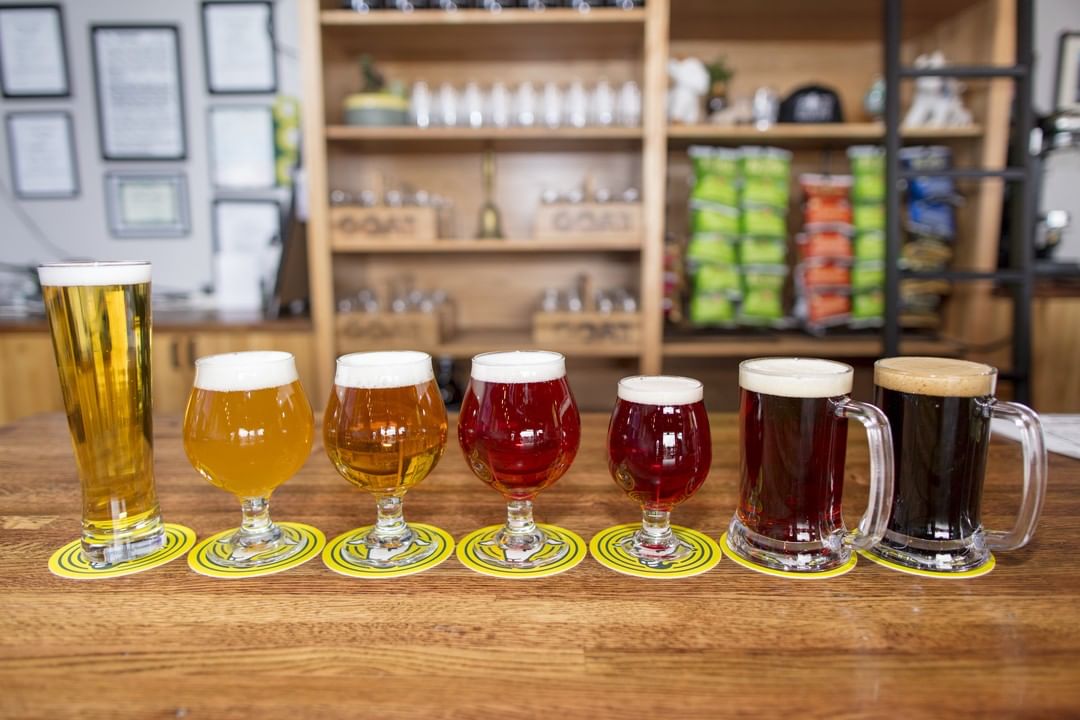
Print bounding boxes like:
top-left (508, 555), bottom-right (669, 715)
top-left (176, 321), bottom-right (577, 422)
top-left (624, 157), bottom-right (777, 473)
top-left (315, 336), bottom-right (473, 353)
top-left (476, 147), bottom-right (504, 240)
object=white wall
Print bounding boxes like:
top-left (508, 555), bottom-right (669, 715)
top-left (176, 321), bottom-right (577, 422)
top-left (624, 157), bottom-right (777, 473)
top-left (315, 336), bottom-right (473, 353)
top-left (0, 0), bottom-right (301, 294)
top-left (1036, 0), bottom-right (1080, 262)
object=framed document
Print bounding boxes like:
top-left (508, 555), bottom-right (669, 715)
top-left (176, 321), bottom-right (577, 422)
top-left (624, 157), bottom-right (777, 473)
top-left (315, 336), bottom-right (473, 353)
top-left (201, 1), bottom-right (277, 94)
top-left (0, 5), bottom-right (69, 98)
top-left (1055, 32), bottom-right (1080, 113)
top-left (91, 26), bottom-right (186, 160)
top-left (213, 199), bottom-right (281, 253)
top-left (6, 111), bottom-right (78, 198)
top-left (106, 172), bottom-right (190, 238)
top-left (209, 105), bottom-right (276, 190)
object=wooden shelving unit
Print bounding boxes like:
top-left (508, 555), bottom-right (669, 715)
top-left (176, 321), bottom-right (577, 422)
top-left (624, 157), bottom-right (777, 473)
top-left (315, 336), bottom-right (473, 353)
top-left (300, 0), bottom-right (1016, 404)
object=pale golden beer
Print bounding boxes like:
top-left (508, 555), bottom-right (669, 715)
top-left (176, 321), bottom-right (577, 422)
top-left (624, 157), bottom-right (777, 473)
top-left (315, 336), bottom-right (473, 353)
top-left (182, 351), bottom-right (314, 568)
top-left (323, 351), bottom-right (448, 570)
top-left (38, 261), bottom-right (164, 566)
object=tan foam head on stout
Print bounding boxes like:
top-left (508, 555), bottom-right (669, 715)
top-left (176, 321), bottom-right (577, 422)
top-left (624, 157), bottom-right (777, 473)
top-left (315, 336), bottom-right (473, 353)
top-left (874, 356), bottom-right (996, 397)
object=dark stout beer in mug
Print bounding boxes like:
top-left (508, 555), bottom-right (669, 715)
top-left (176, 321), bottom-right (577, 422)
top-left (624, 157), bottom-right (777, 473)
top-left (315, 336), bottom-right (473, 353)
top-left (871, 357), bottom-right (1047, 572)
top-left (726, 358), bottom-right (895, 573)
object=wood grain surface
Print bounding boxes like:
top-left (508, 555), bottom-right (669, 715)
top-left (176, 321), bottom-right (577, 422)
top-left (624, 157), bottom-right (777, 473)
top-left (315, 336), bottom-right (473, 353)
top-left (1, 412), bottom-right (1078, 719)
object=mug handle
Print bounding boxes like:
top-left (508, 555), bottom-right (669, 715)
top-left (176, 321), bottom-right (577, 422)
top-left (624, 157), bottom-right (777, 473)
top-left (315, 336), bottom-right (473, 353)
top-left (835, 399), bottom-right (895, 550)
top-left (985, 401), bottom-right (1047, 551)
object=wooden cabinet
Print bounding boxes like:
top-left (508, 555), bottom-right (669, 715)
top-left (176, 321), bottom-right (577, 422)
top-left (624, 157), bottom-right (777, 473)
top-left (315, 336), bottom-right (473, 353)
top-left (0, 333), bottom-right (64, 426)
top-left (0, 324), bottom-right (316, 425)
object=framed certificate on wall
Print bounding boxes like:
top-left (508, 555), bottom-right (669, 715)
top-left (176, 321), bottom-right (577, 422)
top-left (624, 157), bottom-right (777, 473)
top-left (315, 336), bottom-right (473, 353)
top-left (106, 171), bottom-right (190, 238)
top-left (209, 105), bottom-right (276, 190)
top-left (91, 25), bottom-right (186, 160)
top-left (6, 111), bottom-right (78, 198)
top-left (0, 5), bottom-right (70, 98)
top-left (201, 1), bottom-right (277, 94)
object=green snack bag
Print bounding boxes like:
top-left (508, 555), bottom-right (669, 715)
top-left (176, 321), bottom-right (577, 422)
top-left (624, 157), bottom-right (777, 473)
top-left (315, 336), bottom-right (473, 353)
top-left (689, 293), bottom-right (735, 325)
top-left (689, 145), bottom-right (740, 178)
top-left (691, 204), bottom-right (740, 235)
top-left (852, 289), bottom-right (884, 319)
top-left (743, 268), bottom-right (788, 292)
top-left (851, 263), bottom-right (885, 290)
top-left (740, 287), bottom-right (784, 320)
top-left (741, 237), bottom-right (787, 265)
top-left (741, 205), bottom-right (787, 237)
top-left (686, 234), bottom-right (739, 265)
top-left (740, 146), bottom-right (792, 181)
top-left (853, 203), bottom-right (885, 232)
top-left (847, 145), bottom-right (884, 175)
top-left (742, 177), bottom-right (790, 209)
top-left (854, 231), bottom-right (886, 262)
top-left (852, 173), bottom-right (885, 203)
top-left (694, 263), bottom-right (741, 294)
top-left (693, 174), bottom-right (740, 206)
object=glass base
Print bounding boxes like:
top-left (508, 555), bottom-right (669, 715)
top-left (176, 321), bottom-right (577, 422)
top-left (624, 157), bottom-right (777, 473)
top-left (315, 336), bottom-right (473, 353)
top-left (476, 525), bottom-right (571, 569)
top-left (82, 512), bottom-right (166, 568)
top-left (870, 528), bottom-right (990, 572)
top-left (726, 516), bottom-right (851, 573)
top-left (205, 522), bottom-right (303, 569)
top-left (342, 525), bottom-right (441, 569)
top-left (618, 528), bottom-right (695, 565)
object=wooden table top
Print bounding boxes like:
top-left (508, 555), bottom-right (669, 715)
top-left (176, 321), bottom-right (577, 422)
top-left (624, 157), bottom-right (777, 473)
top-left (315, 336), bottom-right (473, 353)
top-left (2, 412), bottom-right (1079, 718)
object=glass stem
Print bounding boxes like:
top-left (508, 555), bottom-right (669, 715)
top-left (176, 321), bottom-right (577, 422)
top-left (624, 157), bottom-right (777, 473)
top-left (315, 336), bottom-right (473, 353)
top-left (639, 508), bottom-right (674, 546)
top-left (240, 497), bottom-right (273, 537)
top-left (373, 495), bottom-right (407, 540)
top-left (505, 499), bottom-right (536, 536)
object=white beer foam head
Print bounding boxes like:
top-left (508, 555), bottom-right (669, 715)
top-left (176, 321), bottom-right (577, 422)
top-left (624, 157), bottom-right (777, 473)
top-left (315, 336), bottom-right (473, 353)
top-left (875, 356), bottom-right (996, 398)
top-left (618, 376), bottom-right (703, 406)
top-left (38, 261), bottom-right (151, 287)
top-left (194, 351), bottom-right (298, 392)
top-left (335, 351), bottom-right (434, 389)
top-left (470, 351), bottom-right (566, 384)
top-left (739, 357), bottom-right (853, 399)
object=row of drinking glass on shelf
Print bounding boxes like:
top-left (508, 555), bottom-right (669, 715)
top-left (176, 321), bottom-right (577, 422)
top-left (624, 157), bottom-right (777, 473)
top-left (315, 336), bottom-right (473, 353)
top-left (344, 1), bottom-right (642, 12)
top-left (409, 79), bottom-right (642, 129)
top-left (179, 350), bottom-right (1045, 577)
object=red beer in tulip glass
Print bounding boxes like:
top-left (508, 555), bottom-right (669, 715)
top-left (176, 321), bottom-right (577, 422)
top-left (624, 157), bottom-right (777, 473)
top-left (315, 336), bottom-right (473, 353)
top-left (607, 376), bottom-right (711, 560)
top-left (458, 351), bottom-right (580, 569)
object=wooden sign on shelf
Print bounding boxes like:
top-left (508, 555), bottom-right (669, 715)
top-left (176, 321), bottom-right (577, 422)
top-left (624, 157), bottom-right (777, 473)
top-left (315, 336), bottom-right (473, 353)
top-left (533, 202), bottom-right (642, 243)
top-left (336, 311), bottom-right (447, 352)
top-left (532, 311), bottom-right (641, 347)
top-left (330, 206), bottom-right (438, 249)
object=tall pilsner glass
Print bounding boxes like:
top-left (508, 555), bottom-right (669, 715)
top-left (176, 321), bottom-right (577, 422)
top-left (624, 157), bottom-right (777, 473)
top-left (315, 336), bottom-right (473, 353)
top-left (38, 261), bottom-right (165, 567)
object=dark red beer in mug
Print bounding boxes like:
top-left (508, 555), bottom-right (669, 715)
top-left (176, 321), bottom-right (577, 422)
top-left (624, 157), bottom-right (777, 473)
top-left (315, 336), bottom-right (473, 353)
top-left (607, 376), bottom-right (711, 561)
top-left (727, 358), bottom-right (895, 573)
top-left (458, 351), bottom-right (580, 569)
top-left (871, 357), bottom-right (1047, 572)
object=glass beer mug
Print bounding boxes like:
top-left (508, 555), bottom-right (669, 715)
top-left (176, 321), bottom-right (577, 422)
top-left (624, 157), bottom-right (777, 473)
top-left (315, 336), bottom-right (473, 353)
top-left (870, 357), bottom-right (1047, 572)
top-left (726, 357), bottom-right (895, 573)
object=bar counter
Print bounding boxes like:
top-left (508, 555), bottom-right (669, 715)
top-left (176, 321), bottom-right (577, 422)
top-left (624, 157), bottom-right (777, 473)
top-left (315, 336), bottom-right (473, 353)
top-left (1, 412), bottom-right (1078, 717)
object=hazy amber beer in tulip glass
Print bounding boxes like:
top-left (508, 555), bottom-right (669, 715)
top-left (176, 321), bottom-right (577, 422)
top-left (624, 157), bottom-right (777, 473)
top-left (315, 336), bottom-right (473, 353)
top-left (38, 261), bottom-right (165, 566)
top-left (323, 351), bottom-right (448, 569)
top-left (871, 357), bottom-right (1047, 572)
top-left (727, 358), bottom-right (895, 573)
top-left (458, 351), bottom-right (580, 569)
top-left (183, 351), bottom-right (313, 568)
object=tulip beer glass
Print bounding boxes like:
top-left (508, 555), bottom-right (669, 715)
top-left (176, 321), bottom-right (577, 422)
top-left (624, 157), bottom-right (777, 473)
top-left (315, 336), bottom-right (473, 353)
top-left (607, 376), bottom-right (712, 562)
top-left (323, 351), bottom-right (448, 569)
top-left (871, 357), bottom-right (1047, 572)
top-left (727, 357), bottom-right (895, 573)
top-left (183, 351), bottom-right (314, 568)
top-left (39, 261), bottom-right (165, 567)
top-left (458, 351), bottom-right (580, 569)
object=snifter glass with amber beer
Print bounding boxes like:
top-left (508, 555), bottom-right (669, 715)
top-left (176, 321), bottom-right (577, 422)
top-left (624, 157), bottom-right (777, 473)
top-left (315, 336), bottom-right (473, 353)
top-left (183, 351), bottom-right (313, 568)
top-left (458, 351), bottom-right (580, 569)
top-left (38, 261), bottom-right (165, 567)
top-left (607, 376), bottom-right (711, 562)
top-left (871, 357), bottom-right (1047, 572)
top-left (323, 351), bottom-right (448, 569)
top-left (727, 358), bottom-right (895, 573)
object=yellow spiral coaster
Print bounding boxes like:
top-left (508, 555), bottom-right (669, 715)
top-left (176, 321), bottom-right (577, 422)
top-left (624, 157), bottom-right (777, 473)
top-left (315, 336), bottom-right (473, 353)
top-left (48, 524), bottom-right (196, 580)
top-left (188, 522), bottom-right (325, 579)
top-left (589, 523), bottom-right (722, 579)
top-left (720, 531), bottom-right (857, 580)
top-left (457, 523), bottom-right (587, 579)
top-left (858, 550), bottom-right (996, 579)
top-left (322, 523), bottom-right (454, 579)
